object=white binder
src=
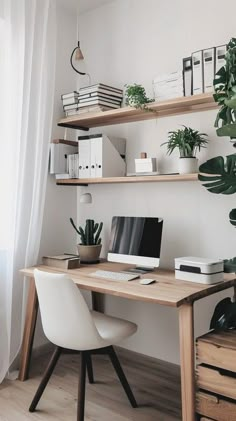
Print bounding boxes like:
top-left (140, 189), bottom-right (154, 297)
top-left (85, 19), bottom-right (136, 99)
top-left (192, 50), bottom-right (203, 95)
top-left (183, 57), bottom-right (192, 96)
top-left (92, 135), bottom-right (126, 178)
top-left (90, 138), bottom-right (97, 178)
top-left (78, 139), bottom-right (90, 178)
top-left (203, 47), bottom-right (215, 93)
top-left (215, 45), bottom-right (227, 74)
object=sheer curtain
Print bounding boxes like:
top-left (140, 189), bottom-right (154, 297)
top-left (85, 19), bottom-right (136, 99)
top-left (0, 0), bottom-right (56, 382)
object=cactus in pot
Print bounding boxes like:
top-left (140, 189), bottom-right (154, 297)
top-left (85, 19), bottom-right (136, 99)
top-left (70, 218), bottom-right (103, 263)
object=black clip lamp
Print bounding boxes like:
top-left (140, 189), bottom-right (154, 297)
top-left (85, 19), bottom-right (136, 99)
top-left (70, 41), bottom-right (86, 75)
top-left (70, 0), bottom-right (90, 83)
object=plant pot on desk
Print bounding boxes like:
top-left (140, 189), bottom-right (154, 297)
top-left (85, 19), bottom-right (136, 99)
top-left (77, 244), bottom-right (102, 264)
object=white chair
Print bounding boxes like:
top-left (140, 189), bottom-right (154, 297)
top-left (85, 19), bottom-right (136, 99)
top-left (29, 269), bottom-right (138, 421)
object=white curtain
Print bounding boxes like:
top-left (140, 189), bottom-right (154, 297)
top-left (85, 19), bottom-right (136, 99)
top-left (0, 0), bottom-right (56, 382)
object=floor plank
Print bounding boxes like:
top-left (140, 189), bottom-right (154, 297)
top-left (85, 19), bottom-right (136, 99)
top-left (0, 347), bottom-right (181, 420)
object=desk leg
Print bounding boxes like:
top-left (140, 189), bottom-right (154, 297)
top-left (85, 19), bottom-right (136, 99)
top-left (91, 292), bottom-right (104, 312)
top-left (179, 303), bottom-right (195, 421)
top-left (18, 278), bottom-right (38, 381)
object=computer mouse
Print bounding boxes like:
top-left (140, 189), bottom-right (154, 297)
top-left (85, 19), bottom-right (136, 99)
top-left (139, 278), bottom-right (157, 285)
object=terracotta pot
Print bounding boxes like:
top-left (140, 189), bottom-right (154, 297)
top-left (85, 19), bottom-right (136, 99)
top-left (77, 244), bottom-right (102, 263)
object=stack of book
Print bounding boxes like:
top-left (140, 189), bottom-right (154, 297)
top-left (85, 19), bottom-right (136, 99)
top-left (77, 83), bottom-right (123, 114)
top-left (61, 91), bottom-right (79, 116)
top-left (153, 71), bottom-right (183, 101)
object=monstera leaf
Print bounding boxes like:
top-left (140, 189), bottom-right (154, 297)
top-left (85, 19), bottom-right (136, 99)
top-left (198, 154), bottom-right (236, 194)
top-left (229, 208), bottom-right (236, 226)
top-left (217, 123), bottom-right (236, 137)
top-left (224, 257), bottom-right (236, 272)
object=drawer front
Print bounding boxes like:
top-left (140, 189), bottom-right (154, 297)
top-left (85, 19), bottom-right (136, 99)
top-left (197, 340), bottom-right (236, 372)
top-left (196, 391), bottom-right (236, 421)
top-left (197, 364), bottom-right (236, 400)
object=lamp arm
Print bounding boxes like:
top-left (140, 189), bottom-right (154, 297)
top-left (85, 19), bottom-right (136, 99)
top-left (70, 46), bottom-right (86, 75)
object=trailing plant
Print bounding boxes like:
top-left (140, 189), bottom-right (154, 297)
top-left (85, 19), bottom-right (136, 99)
top-left (125, 83), bottom-right (154, 110)
top-left (161, 126), bottom-right (208, 157)
top-left (70, 218), bottom-right (103, 245)
top-left (213, 38), bottom-right (236, 138)
top-left (198, 37), bottom-right (236, 274)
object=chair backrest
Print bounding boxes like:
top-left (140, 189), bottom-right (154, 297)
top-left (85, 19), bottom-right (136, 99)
top-left (34, 269), bottom-right (104, 351)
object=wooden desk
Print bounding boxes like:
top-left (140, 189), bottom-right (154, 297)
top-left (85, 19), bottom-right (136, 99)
top-left (19, 261), bottom-right (236, 421)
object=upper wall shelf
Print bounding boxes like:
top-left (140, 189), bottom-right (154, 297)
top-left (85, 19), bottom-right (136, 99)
top-left (57, 93), bottom-right (217, 130)
top-left (56, 173), bottom-right (198, 186)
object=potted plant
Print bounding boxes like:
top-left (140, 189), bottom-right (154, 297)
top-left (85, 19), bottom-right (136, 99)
top-left (198, 37), bottom-right (236, 272)
top-left (70, 218), bottom-right (103, 263)
top-left (161, 126), bottom-right (208, 174)
top-left (125, 83), bottom-right (154, 110)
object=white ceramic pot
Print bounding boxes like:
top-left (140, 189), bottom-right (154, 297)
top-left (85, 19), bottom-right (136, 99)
top-left (77, 244), bottom-right (102, 263)
top-left (178, 157), bottom-right (198, 174)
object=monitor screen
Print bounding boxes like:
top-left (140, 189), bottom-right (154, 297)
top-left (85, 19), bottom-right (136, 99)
top-left (108, 216), bottom-right (163, 268)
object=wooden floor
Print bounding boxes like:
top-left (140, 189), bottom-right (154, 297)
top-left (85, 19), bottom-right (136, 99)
top-left (0, 347), bottom-right (181, 421)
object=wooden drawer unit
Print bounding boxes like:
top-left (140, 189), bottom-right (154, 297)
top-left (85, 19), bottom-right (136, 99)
top-left (197, 364), bottom-right (236, 400)
top-left (196, 330), bottom-right (236, 372)
top-left (196, 330), bottom-right (236, 420)
top-left (197, 391), bottom-right (236, 421)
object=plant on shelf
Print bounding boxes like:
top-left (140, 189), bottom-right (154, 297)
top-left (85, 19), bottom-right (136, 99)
top-left (70, 218), bottom-right (103, 263)
top-left (161, 126), bottom-right (208, 174)
top-left (198, 37), bottom-right (236, 273)
top-left (125, 83), bottom-right (154, 110)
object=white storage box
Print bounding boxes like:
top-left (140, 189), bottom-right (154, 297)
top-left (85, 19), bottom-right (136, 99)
top-left (135, 158), bottom-right (157, 173)
top-left (175, 256), bottom-right (224, 284)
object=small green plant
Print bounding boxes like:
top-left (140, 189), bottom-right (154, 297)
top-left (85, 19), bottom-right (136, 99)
top-left (70, 218), bottom-right (103, 245)
top-left (161, 126), bottom-right (208, 157)
top-left (125, 83), bottom-right (154, 110)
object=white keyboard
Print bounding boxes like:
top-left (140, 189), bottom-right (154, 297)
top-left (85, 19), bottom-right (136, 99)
top-left (90, 270), bottom-right (140, 282)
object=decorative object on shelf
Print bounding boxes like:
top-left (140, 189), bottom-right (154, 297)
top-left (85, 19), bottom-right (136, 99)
top-left (70, 218), bottom-right (103, 263)
top-left (199, 38), bottom-right (236, 272)
top-left (213, 38), bottom-right (236, 138)
top-left (125, 84), bottom-right (154, 110)
top-left (162, 126), bottom-right (208, 174)
top-left (153, 71), bottom-right (183, 100)
top-left (135, 152), bottom-right (158, 174)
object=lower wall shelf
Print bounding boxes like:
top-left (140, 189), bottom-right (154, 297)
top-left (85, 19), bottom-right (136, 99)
top-left (56, 173), bottom-right (198, 186)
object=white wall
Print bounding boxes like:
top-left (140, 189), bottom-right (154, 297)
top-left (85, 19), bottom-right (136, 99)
top-left (77, 0), bottom-right (236, 364)
top-left (34, 2), bottom-right (78, 348)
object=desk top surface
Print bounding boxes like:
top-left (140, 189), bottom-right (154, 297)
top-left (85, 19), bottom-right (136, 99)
top-left (20, 261), bottom-right (236, 308)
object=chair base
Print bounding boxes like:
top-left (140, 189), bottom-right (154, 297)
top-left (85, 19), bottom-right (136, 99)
top-left (29, 345), bottom-right (137, 420)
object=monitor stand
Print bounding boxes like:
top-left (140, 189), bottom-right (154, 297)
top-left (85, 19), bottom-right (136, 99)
top-left (125, 266), bottom-right (154, 274)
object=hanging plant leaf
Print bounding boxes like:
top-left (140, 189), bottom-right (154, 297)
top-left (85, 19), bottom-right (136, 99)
top-left (229, 208), bottom-right (236, 226)
top-left (198, 154), bottom-right (236, 194)
top-left (217, 123), bottom-right (236, 138)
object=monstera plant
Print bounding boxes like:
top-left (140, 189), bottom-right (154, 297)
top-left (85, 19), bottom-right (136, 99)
top-left (199, 38), bottom-right (236, 273)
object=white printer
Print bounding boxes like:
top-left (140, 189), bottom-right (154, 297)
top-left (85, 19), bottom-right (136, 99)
top-left (175, 256), bottom-right (224, 284)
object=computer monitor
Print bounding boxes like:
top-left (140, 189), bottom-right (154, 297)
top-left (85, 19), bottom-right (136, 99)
top-left (108, 216), bottom-right (163, 270)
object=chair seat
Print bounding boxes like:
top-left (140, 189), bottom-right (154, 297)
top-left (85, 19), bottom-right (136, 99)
top-left (91, 311), bottom-right (137, 346)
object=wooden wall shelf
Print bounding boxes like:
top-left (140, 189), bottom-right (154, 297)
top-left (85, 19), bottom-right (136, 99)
top-left (57, 93), bottom-right (217, 130)
top-left (56, 173), bottom-right (198, 186)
